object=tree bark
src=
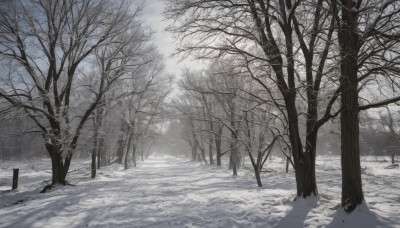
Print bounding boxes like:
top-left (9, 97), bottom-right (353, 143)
top-left (338, 0), bottom-right (364, 213)
top-left (45, 142), bottom-right (68, 185)
top-left (254, 166), bottom-right (262, 187)
top-left (286, 96), bottom-right (317, 197)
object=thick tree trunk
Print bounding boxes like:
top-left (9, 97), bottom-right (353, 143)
top-left (45, 143), bottom-right (68, 185)
top-left (338, 0), bottom-right (364, 213)
top-left (293, 152), bottom-right (316, 197)
top-left (286, 97), bottom-right (317, 198)
top-left (52, 152), bottom-right (67, 184)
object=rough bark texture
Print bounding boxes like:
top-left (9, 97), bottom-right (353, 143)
top-left (339, 0), bottom-right (364, 213)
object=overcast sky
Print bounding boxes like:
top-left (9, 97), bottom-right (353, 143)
top-left (141, 0), bottom-right (203, 77)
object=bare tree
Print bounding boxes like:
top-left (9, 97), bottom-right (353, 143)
top-left (165, 0), bottom-right (338, 197)
top-left (89, 22), bottom-right (152, 178)
top-left (0, 0), bottom-right (143, 186)
top-left (165, 0), bottom-right (400, 207)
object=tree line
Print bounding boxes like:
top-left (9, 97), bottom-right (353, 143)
top-left (0, 0), bottom-right (171, 187)
top-left (165, 0), bottom-right (400, 213)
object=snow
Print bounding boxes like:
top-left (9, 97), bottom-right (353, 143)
top-left (0, 156), bottom-right (399, 227)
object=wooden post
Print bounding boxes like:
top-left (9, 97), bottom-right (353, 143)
top-left (12, 168), bottom-right (19, 190)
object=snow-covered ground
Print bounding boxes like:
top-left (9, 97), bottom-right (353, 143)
top-left (0, 155), bottom-right (399, 228)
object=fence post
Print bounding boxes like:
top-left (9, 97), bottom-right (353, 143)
top-left (12, 169), bottom-right (19, 190)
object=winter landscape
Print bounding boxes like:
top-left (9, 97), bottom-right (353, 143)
top-left (1, 0), bottom-right (400, 227)
top-left (1, 156), bottom-right (400, 227)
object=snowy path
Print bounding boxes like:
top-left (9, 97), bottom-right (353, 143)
top-left (0, 157), bottom-right (291, 228)
top-left (0, 156), bottom-right (399, 227)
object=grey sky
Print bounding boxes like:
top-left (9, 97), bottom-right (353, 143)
top-left (141, 0), bottom-right (203, 76)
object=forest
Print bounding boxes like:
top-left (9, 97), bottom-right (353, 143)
top-left (0, 0), bottom-right (399, 227)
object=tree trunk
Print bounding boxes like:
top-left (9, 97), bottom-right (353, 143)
top-left (339, 0), bottom-right (364, 213)
top-left (199, 142), bottom-right (207, 164)
top-left (45, 143), bottom-right (68, 185)
top-left (229, 147), bottom-right (233, 170)
top-left (115, 124), bottom-right (129, 164)
top-left (254, 168), bottom-right (262, 187)
top-left (287, 97), bottom-right (317, 198)
top-left (286, 155), bottom-right (290, 173)
top-left (91, 138), bottom-right (97, 178)
top-left (229, 133), bottom-right (239, 176)
top-left (116, 138), bottom-right (125, 164)
top-left (216, 147), bottom-right (221, 166)
top-left (232, 161), bottom-right (237, 176)
top-left (124, 130), bottom-right (133, 170)
top-left (392, 153), bottom-right (395, 165)
top-left (215, 125), bottom-right (223, 166)
top-left (192, 147), bottom-right (197, 161)
top-left (132, 143), bottom-right (137, 168)
top-left (97, 142), bottom-right (101, 169)
top-left (92, 117), bottom-right (99, 178)
top-left (99, 137), bottom-right (107, 166)
top-left (255, 171), bottom-right (262, 187)
top-left (208, 142), bottom-right (214, 165)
